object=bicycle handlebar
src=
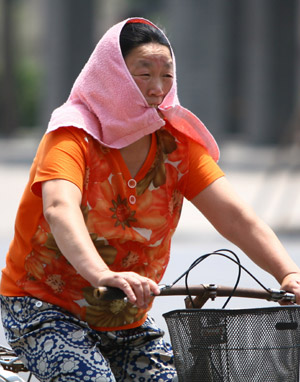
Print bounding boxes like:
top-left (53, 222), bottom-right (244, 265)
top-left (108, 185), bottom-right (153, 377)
top-left (93, 284), bottom-right (296, 308)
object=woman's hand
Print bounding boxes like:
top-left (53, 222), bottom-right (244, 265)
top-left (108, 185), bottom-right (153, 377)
top-left (96, 269), bottom-right (161, 309)
top-left (280, 272), bottom-right (300, 305)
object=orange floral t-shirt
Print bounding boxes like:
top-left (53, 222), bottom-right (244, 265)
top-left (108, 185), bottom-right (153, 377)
top-left (1, 122), bottom-right (224, 331)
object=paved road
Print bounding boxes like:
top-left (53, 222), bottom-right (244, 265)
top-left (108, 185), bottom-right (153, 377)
top-left (0, 136), bottom-right (299, 380)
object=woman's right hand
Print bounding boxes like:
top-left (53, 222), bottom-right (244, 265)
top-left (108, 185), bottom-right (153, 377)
top-left (96, 269), bottom-right (160, 309)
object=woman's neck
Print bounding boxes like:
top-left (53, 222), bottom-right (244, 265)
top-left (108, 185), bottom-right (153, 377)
top-left (120, 134), bottom-right (152, 178)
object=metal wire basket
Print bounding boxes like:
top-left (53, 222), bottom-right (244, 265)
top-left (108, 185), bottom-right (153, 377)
top-left (163, 305), bottom-right (300, 382)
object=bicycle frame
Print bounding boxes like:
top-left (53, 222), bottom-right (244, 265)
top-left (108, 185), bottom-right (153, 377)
top-left (0, 346), bottom-right (32, 382)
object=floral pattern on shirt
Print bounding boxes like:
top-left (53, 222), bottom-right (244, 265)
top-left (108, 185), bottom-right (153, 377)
top-left (18, 125), bottom-right (189, 330)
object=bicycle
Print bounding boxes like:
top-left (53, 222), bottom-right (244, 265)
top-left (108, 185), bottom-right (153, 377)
top-left (0, 345), bottom-right (32, 382)
top-left (94, 249), bottom-right (300, 382)
top-left (94, 285), bottom-right (299, 381)
top-left (1, 249), bottom-right (300, 381)
top-left (1, 282), bottom-right (298, 382)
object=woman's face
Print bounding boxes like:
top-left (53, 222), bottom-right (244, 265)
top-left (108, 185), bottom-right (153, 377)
top-left (124, 43), bottom-right (174, 108)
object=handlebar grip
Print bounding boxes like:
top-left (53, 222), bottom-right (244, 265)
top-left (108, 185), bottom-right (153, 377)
top-left (93, 286), bottom-right (126, 300)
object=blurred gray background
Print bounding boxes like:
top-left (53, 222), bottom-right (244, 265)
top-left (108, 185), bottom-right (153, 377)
top-left (1, 1), bottom-right (300, 380)
top-left (1, 0), bottom-right (300, 144)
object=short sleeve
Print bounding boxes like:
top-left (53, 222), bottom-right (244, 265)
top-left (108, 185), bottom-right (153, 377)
top-left (31, 127), bottom-right (87, 197)
top-left (185, 139), bottom-right (225, 200)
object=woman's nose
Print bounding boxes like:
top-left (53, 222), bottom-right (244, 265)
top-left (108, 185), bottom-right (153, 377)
top-left (148, 79), bottom-right (164, 96)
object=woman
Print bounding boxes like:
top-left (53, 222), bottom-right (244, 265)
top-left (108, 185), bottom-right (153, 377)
top-left (1, 17), bottom-right (300, 382)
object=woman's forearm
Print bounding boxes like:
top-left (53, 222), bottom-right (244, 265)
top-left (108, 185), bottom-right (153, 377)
top-left (42, 180), bottom-right (109, 286)
top-left (219, 208), bottom-right (300, 284)
top-left (192, 177), bottom-right (300, 285)
top-left (45, 203), bottom-right (110, 286)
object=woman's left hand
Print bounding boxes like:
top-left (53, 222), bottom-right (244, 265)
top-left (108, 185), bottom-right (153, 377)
top-left (280, 272), bottom-right (300, 305)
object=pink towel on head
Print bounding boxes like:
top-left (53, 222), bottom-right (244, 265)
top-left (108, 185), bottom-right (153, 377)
top-left (47, 17), bottom-right (220, 161)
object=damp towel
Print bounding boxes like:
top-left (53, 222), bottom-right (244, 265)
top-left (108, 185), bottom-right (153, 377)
top-left (47, 17), bottom-right (220, 161)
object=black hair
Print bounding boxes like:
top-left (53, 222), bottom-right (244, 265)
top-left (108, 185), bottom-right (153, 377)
top-left (119, 22), bottom-right (171, 58)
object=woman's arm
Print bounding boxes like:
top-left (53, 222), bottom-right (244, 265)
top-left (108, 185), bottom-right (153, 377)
top-left (191, 176), bottom-right (300, 302)
top-left (42, 179), bottom-right (159, 308)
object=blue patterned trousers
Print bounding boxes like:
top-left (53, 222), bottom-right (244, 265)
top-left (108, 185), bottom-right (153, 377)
top-left (0, 295), bottom-right (177, 382)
